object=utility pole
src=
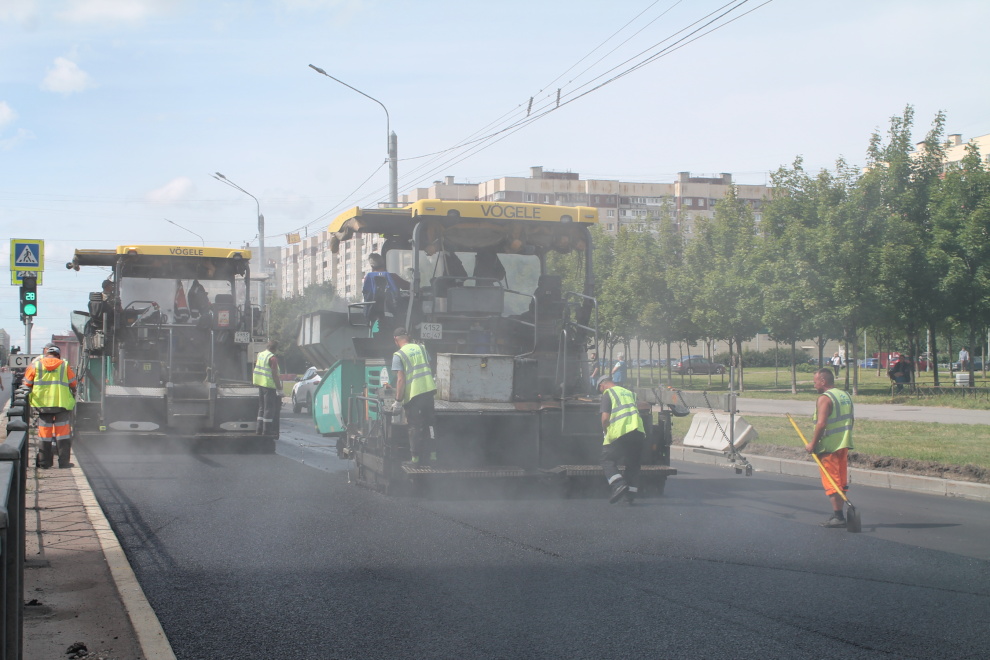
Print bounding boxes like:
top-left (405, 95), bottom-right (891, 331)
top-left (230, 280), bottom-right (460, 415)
top-left (389, 131), bottom-right (398, 206)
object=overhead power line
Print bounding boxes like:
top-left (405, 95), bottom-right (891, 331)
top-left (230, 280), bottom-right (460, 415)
top-left (293, 0), bottom-right (772, 237)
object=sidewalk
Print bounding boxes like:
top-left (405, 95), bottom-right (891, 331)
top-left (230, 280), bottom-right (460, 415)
top-left (1, 388), bottom-right (173, 660)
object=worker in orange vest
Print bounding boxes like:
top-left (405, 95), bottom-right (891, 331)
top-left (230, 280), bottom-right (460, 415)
top-left (23, 345), bottom-right (78, 468)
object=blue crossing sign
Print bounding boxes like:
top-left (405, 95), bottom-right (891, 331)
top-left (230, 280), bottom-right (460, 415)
top-left (10, 239), bottom-right (44, 272)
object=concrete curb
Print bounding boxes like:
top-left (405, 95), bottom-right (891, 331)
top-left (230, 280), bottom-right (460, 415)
top-left (72, 466), bottom-right (178, 660)
top-left (671, 445), bottom-right (990, 503)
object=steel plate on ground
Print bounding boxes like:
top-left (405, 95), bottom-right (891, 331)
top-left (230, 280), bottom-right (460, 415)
top-left (548, 464), bottom-right (678, 477)
top-left (401, 464), bottom-right (527, 478)
top-left (434, 400), bottom-right (520, 412)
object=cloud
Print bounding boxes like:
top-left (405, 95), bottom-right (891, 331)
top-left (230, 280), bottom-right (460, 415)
top-left (0, 100), bottom-right (32, 150)
top-left (0, 128), bottom-right (34, 151)
top-left (0, 102), bottom-right (16, 131)
top-left (147, 177), bottom-right (195, 204)
top-left (41, 57), bottom-right (94, 95)
top-left (0, 0), bottom-right (38, 27)
top-left (279, 0), bottom-right (354, 8)
top-left (56, 0), bottom-right (178, 24)
top-left (278, 0), bottom-right (367, 18)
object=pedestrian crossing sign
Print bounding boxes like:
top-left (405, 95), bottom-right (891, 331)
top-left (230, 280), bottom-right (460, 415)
top-left (9, 239), bottom-right (44, 273)
top-left (11, 270), bottom-right (44, 286)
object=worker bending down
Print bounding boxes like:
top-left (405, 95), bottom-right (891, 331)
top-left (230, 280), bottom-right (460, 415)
top-left (596, 375), bottom-right (644, 504)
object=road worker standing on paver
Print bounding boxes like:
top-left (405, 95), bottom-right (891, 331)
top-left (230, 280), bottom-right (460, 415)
top-left (391, 327), bottom-right (438, 465)
top-left (24, 344), bottom-right (78, 468)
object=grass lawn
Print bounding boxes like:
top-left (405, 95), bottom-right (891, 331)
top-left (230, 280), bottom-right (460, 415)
top-left (628, 366), bottom-right (990, 409)
top-left (670, 413), bottom-right (990, 470)
top-left (651, 366), bottom-right (990, 471)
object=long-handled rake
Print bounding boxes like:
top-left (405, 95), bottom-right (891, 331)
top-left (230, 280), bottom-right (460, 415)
top-left (786, 413), bottom-right (861, 533)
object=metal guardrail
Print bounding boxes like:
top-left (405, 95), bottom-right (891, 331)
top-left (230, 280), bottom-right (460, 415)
top-left (1, 388), bottom-right (30, 660)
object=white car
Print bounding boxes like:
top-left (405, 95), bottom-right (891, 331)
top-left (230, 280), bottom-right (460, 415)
top-left (291, 366), bottom-right (322, 414)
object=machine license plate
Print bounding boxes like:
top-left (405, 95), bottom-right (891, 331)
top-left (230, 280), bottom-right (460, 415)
top-left (7, 354), bottom-right (40, 368)
top-left (234, 331), bottom-right (251, 344)
top-left (420, 323), bottom-right (442, 339)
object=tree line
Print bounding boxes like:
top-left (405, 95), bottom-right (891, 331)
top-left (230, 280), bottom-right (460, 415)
top-left (274, 107), bottom-right (989, 394)
top-left (551, 106), bottom-right (990, 394)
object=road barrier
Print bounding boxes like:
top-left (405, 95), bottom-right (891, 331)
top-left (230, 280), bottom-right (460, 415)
top-left (1, 388), bottom-right (29, 659)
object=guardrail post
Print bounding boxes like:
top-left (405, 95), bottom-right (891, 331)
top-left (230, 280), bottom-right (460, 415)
top-left (0, 420), bottom-right (27, 660)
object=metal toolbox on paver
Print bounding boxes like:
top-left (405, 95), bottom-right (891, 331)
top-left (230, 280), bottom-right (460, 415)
top-left (436, 353), bottom-right (514, 403)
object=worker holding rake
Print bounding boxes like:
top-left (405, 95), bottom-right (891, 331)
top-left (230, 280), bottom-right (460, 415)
top-left (808, 368), bottom-right (855, 528)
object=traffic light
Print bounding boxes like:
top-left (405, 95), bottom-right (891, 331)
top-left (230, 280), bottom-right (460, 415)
top-left (20, 275), bottom-right (38, 317)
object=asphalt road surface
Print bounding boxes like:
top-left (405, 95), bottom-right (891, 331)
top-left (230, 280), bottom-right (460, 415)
top-left (76, 408), bottom-right (990, 660)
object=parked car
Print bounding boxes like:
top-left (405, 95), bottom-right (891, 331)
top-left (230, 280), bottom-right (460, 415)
top-left (860, 358), bottom-right (879, 369)
top-left (291, 366), bottom-right (322, 414)
top-left (673, 356), bottom-right (726, 375)
top-left (953, 359), bottom-right (984, 372)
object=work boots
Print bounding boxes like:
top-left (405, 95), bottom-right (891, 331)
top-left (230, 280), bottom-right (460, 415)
top-left (609, 480), bottom-right (629, 504)
top-left (821, 512), bottom-right (846, 528)
top-left (624, 485), bottom-right (638, 505)
top-left (57, 438), bottom-right (73, 468)
top-left (36, 440), bottom-right (54, 469)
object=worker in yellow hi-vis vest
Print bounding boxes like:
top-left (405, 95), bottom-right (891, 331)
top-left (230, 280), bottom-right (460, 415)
top-left (390, 326), bottom-right (437, 465)
top-left (24, 345), bottom-right (78, 468)
top-left (253, 340), bottom-right (282, 437)
top-left (596, 375), bottom-right (645, 504)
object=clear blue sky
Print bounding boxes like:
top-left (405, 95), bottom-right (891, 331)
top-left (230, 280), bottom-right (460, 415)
top-left (1, 0), bottom-right (988, 348)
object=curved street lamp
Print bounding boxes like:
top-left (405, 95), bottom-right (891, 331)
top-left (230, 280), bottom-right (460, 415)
top-left (211, 172), bottom-right (266, 320)
top-left (309, 64), bottom-right (397, 206)
top-left (165, 218), bottom-right (205, 246)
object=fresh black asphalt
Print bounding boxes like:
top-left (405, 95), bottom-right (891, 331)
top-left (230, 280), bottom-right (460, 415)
top-left (76, 411), bottom-right (990, 659)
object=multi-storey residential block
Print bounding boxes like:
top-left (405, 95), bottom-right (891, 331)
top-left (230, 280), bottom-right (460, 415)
top-left (277, 168), bottom-right (771, 301)
top-left (912, 132), bottom-right (990, 168)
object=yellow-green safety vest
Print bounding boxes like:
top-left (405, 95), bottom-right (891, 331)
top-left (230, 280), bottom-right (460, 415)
top-left (603, 385), bottom-right (643, 445)
top-left (253, 350), bottom-right (276, 389)
top-left (812, 387), bottom-right (854, 453)
top-left (29, 360), bottom-right (76, 411)
top-left (396, 343), bottom-right (436, 405)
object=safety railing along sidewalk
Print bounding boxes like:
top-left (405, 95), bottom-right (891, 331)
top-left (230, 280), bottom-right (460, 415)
top-left (1, 386), bottom-right (30, 660)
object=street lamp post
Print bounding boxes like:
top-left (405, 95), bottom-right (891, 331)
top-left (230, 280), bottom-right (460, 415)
top-left (308, 64), bottom-right (397, 206)
top-left (211, 172), bottom-right (266, 322)
top-left (165, 218), bottom-right (205, 246)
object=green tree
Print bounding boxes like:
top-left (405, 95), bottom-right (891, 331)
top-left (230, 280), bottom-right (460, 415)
top-left (864, 106), bottom-right (947, 385)
top-left (684, 186), bottom-right (762, 390)
top-left (931, 143), bottom-right (990, 382)
top-left (267, 280), bottom-right (337, 373)
top-left (598, 226), bottom-right (655, 368)
top-left (641, 211), bottom-right (694, 379)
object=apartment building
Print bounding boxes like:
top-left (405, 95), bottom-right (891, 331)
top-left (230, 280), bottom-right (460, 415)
top-left (912, 132), bottom-right (990, 168)
top-left (278, 167), bottom-right (771, 300)
top-left (279, 229), bottom-right (384, 302)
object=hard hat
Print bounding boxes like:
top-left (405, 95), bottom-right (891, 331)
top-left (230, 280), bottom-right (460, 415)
top-left (45, 344), bottom-right (60, 356)
top-left (595, 375), bottom-right (611, 390)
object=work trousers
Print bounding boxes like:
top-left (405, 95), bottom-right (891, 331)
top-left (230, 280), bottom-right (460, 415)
top-left (35, 409), bottom-right (73, 468)
top-left (601, 429), bottom-right (645, 493)
top-left (404, 392), bottom-right (436, 462)
top-left (36, 409), bottom-right (72, 441)
top-left (256, 387), bottom-right (281, 437)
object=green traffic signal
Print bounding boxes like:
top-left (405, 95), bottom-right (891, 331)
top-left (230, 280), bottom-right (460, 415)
top-left (20, 278), bottom-right (38, 317)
